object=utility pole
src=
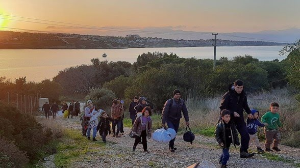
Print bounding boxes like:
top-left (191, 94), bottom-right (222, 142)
top-left (212, 33), bottom-right (218, 71)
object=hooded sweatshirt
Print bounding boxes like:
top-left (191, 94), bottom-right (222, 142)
top-left (247, 110), bottom-right (265, 135)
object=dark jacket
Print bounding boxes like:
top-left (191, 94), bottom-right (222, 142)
top-left (162, 98), bottom-right (189, 124)
top-left (68, 104), bottom-right (74, 111)
top-left (247, 119), bottom-right (265, 135)
top-left (75, 102), bottom-right (80, 110)
top-left (220, 86), bottom-right (251, 123)
top-left (42, 104), bottom-right (50, 112)
top-left (97, 117), bottom-right (113, 135)
top-left (51, 104), bottom-right (59, 112)
top-left (129, 101), bottom-right (138, 119)
top-left (215, 120), bottom-right (240, 148)
top-left (62, 104), bottom-right (68, 111)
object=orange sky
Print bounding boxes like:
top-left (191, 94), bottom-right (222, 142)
top-left (0, 0), bottom-right (299, 34)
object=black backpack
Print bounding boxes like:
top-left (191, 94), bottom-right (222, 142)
top-left (183, 126), bottom-right (195, 144)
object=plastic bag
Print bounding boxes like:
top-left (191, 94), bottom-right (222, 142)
top-left (166, 128), bottom-right (176, 139)
top-left (152, 128), bottom-right (172, 143)
top-left (63, 110), bottom-right (69, 118)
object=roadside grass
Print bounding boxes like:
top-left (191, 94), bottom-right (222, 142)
top-left (54, 129), bottom-right (105, 167)
top-left (262, 152), bottom-right (300, 168)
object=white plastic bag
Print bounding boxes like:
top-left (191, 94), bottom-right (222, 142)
top-left (152, 128), bottom-right (172, 143)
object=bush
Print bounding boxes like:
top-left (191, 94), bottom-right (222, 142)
top-left (0, 102), bottom-right (57, 164)
top-left (85, 88), bottom-right (116, 109)
top-left (0, 137), bottom-right (29, 168)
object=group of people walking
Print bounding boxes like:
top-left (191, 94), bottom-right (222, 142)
top-left (216, 80), bottom-right (282, 168)
top-left (45, 79), bottom-right (283, 168)
top-left (42, 100), bottom-right (80, 119)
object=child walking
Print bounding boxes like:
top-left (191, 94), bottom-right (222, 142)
top-left (247, 109), bottom-right (266, 153)
top-left (215, 109), bottom-right (240, 168)
top-left (261, 102), bottom-right (282, 152)
top-left (97, 112), bottom-right (113, 143)
top-left (132, 107), bottom-right (152, 153)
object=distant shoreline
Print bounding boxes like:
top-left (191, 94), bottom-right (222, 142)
top-left (0, 31), bottom-right (286, 50)
top-left (0, 45), bottom-right (286, 50)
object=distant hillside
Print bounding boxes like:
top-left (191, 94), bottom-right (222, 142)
top-left (0, 31), bottom-right (285, 49)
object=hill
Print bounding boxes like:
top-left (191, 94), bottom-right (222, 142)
top-left (0, 31), bottom-right (285, 49)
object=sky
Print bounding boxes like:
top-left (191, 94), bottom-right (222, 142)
top-left (0, 0), bottom-right (300, 35)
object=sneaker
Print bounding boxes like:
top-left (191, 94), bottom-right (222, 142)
top-left (144, 150), bottom-right (149, 153)
top-left (93, 138), bottom-right (97, 141)
top-left (133, 146), bottom-right (136, 152)
top-left (87, 137), bottom-right (90, 140)
top-left (240, 151), bottom-right (254, 158)
top-left (257, 147), bottom-right (265, 154)
top-left (266, 148), bottom-right (273, 152)
top-left (221, 165), bottom-right (227, 168)
top-left (169, 147), bottom-right (175, 152)
top-left (272, 147), bottom-right (281, 151)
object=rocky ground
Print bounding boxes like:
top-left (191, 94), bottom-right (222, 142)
top-left (44, 117), bottom-right (300, 168)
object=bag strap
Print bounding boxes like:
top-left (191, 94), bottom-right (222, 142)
top-left (186, 125), bottom-right (192, 132)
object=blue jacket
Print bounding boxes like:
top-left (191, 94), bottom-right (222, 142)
top-left (247, 119), bottom-right (265, 135)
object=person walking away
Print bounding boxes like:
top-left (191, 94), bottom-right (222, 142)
top-left (247, 109), bottom-right (266, 153)
top-left (75, 101), bottom-right (81, 116)
top-left (215, 109), bottom-right (240, 168)
top-left (62, 102), bottom-right (68, 113)
top-left (111, 99), bottom-right (124, 137)
top-left (51, 101), bottom-right (59, 119)
top-left (68, 102), bottom-right (74, 118)
top-left (162, 89), bottom-right (189, 152)
top-left (42, 102), bottom-right (51, 119)
top-left (132, 107), bottom-right (152, 152)
top-left (220, 80), bottom-right (254, 158)
top-left (129, 96), bottom-right (139, 125)
top-left (97, 111), bottom-right (113, 143)
top-left (261, 102), bottom-right (283, 152)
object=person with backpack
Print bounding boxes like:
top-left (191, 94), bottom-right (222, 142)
top-left (129, 96), bottom-right (139, 125)
top-left (83, 100), bottom-right (94, 137)
top-left (220, 80), bottom-right (254, 158)
top-left (111, 99), bottom-right (124, 137)
top-left (162, 89), bottom-right (190, 152)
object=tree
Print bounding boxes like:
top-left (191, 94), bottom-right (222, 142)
top-left (37, 79), bottom-right (62, 102)
top-left (85, 88), bottom-right (116, 109)
top-left (280, 40), bottom-right (300, 90)
top-left (103, 75), bottom-right (133, 99)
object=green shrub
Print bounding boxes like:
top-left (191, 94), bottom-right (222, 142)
top-left (0, 102), bottom-right (58, 165)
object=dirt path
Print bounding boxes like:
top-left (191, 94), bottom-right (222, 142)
top-left (50, 117), bottom-right (299, 168)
